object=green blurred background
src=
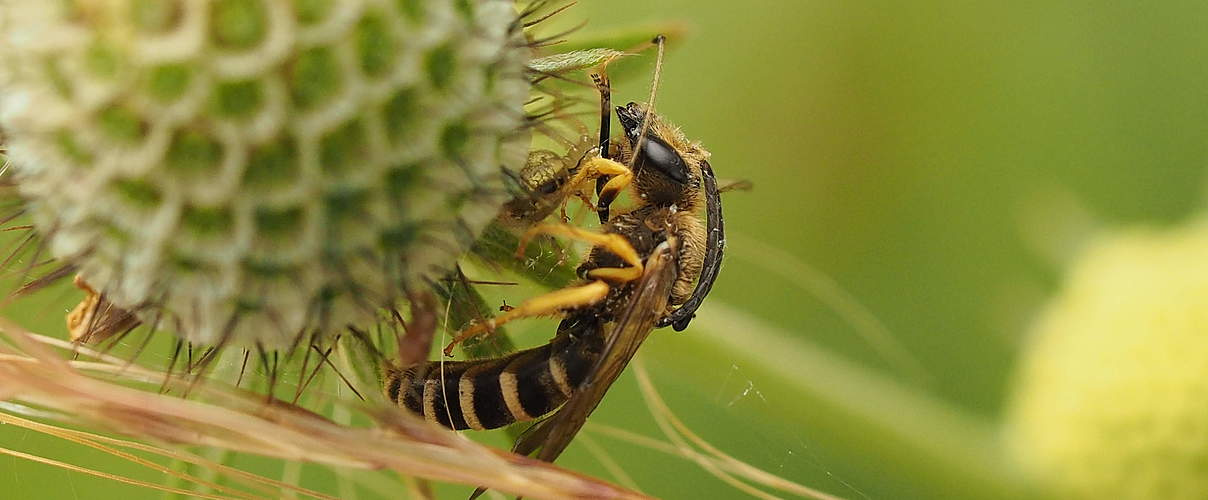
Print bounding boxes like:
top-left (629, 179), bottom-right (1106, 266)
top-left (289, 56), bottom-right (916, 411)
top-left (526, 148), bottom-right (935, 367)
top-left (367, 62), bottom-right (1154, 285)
top-left (5, 1), bottom-right (1208, 498)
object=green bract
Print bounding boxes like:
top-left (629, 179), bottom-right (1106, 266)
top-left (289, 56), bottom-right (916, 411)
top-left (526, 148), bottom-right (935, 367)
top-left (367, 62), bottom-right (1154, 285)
top-left (0, 0), bottom-right (530, 346)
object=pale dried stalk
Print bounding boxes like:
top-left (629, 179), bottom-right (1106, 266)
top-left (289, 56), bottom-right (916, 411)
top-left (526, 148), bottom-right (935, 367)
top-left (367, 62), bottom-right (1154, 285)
top-left (0, 318), bottom-right (647, 500)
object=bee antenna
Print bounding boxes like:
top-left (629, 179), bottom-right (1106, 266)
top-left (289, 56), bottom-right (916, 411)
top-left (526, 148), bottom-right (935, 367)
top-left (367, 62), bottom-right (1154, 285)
top-left (593, 34), bottom-right (668, 223)
top-left (628, 35), bottom-right (667, 171)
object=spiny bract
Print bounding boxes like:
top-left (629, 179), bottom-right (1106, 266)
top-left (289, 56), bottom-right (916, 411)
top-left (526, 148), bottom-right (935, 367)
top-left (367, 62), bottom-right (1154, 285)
top-left (1008, 222), bottom-right (1208, 500)
top-left (0, 0), bottom-right (530, 346)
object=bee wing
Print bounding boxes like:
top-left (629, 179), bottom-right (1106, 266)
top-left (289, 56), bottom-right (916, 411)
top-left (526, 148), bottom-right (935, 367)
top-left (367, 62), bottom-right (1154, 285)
top-left (658, 159), bottom-right (725, 331)
top-left (515, 240), bottom-right (678, 463)
top-left (718, 178), bottom-right (754, 193)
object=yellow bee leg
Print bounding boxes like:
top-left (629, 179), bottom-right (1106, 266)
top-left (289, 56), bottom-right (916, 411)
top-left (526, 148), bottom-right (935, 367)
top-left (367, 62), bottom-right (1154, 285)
top-left (564, 156), bottom-right (631, 194)
top-left (443, 280), bottom-right (611, 356)
top-left (596, 167), bottom-right (633, 211)
top-left (586, 265), bottom-right (643, 282)
top-left (582, 156), bottom-right (631, 177)
top-left (516, 224), bottom-right (644, 272)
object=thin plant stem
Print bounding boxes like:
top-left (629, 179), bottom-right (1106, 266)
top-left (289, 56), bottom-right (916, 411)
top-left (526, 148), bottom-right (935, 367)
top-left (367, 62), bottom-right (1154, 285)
top-left (675, 303), bottom-right (1039, 500)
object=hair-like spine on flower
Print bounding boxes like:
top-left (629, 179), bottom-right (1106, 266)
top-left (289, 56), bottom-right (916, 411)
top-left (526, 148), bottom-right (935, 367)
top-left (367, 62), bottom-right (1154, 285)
top-left (0, 0), bottom-right (533, 348)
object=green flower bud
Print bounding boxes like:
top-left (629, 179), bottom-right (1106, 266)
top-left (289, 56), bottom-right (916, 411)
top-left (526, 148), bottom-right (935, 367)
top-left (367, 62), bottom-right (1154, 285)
top-left (1008, 222), bottom-right (1208, 500)
top-left (0, 0), bottom-right (530, 346)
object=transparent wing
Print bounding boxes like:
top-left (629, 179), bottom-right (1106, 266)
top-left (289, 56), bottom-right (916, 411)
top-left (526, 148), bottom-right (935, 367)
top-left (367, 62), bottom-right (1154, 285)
top-left (658, 159), bottom-right (724, 331)
top-left (517, 240), bottom-right (677, 463)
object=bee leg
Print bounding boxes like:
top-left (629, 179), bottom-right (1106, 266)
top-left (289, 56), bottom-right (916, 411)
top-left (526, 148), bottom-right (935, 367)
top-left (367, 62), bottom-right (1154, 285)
top-left (571, 190), bottom-right (598, 212)
top-left (559, 189), bottom-right (598, 223)
top-left (591, 71), bottom-right (615, 224)
top-left (441, 223), bottom-right (649, 355)
top-left (564, 156), bottom-right (630, 201)
top-left (594, 165), bottom-right (633, 217)
top-left (591, 72), bottom-right (612, 159)
top-left (442, 281), bottom-right (611, 356)
top-left (517, 224), bottom-right (644, 275)
top-left (556, 157), bottom-right (629, 218)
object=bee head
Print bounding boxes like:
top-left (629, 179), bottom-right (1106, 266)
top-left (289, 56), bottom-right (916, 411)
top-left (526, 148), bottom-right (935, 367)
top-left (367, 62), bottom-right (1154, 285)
top-left (616, 102), bottom-right (691, 185)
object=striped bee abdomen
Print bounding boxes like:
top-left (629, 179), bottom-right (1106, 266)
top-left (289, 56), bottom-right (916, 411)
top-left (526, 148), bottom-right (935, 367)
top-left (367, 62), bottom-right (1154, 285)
top-left (385, 318), bottom-right (603, 430)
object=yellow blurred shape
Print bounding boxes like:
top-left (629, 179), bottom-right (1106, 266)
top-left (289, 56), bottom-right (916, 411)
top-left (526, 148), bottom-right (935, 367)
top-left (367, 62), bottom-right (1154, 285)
top-left (1009, 220), bottom-right (1208, 500)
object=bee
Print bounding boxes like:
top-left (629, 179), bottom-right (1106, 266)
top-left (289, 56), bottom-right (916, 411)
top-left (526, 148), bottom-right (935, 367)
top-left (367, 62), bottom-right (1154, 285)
top-left (497, 141), bottom-right (595, 229)
top-left (496, 81), bottom-right (630, 230)
top-left (384, 36), bottom-right (727, 467)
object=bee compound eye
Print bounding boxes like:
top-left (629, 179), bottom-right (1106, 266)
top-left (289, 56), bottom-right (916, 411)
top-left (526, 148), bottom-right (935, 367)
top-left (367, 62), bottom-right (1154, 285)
top-left (638, 136), bottom-right (690, 184)
top-left (537, 179), bottom-right (560, 194)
